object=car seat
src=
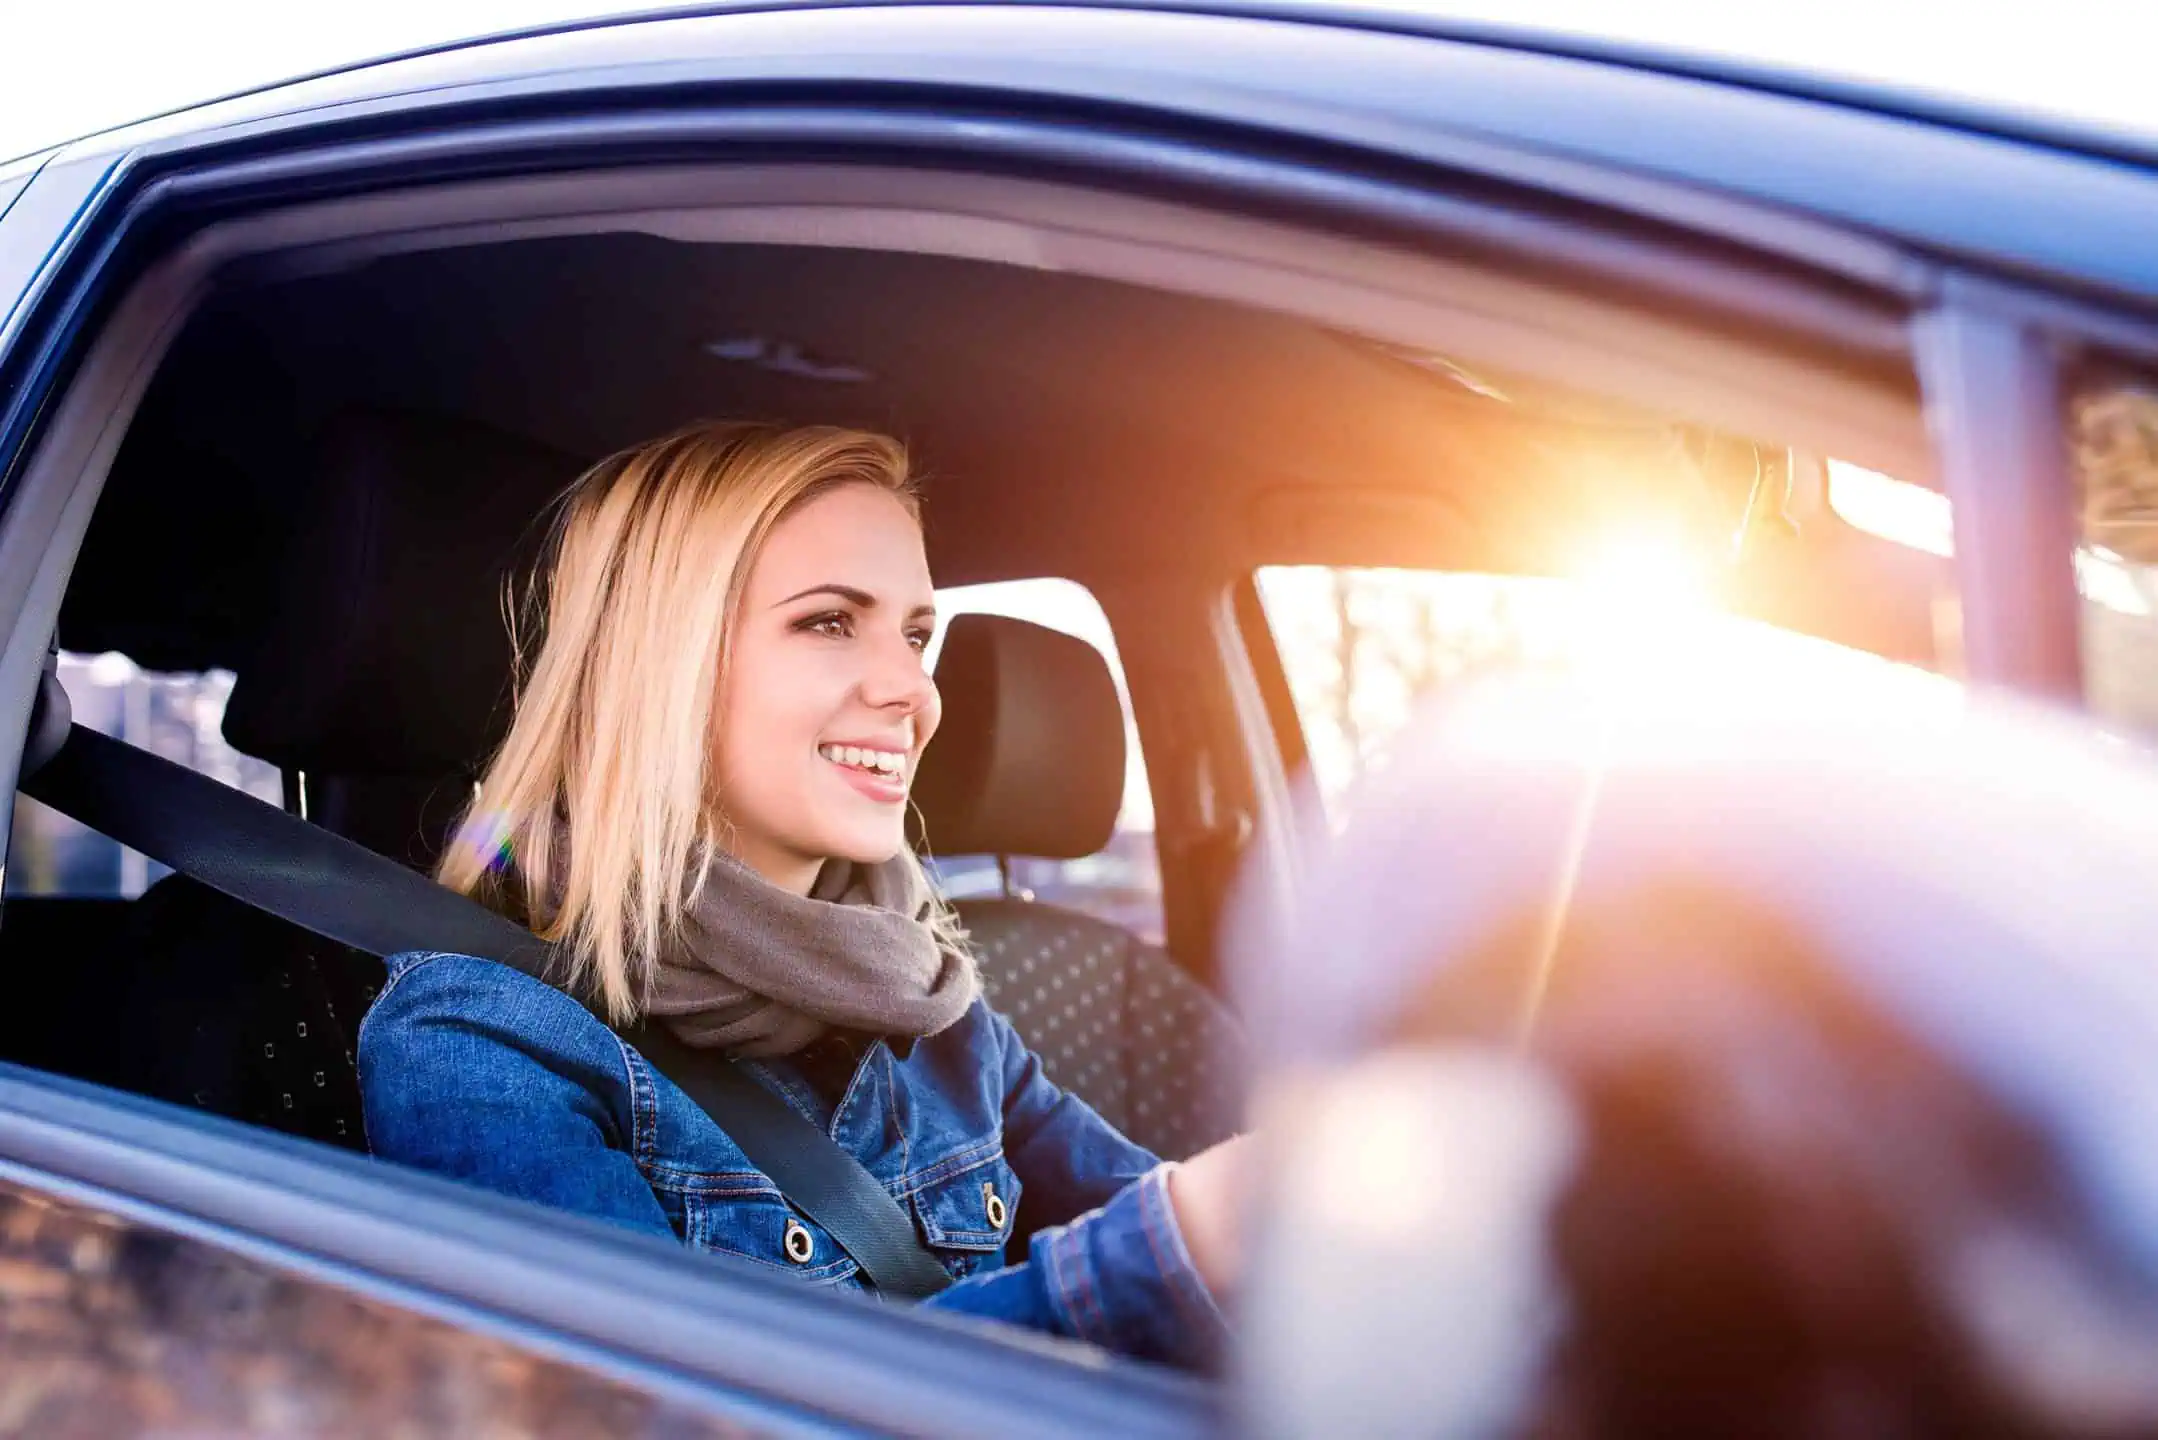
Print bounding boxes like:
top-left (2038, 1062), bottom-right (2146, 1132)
top-left (104, 410), bottom-right (572, 1149)
top-left (913, 615), bottom-right (1245, 1161)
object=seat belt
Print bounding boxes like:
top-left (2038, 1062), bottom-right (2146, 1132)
top-left (15, 675), bottom-right (953, 1300)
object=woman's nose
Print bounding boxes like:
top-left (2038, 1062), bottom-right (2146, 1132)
top-left (862, 633), bottom-right (937, 713)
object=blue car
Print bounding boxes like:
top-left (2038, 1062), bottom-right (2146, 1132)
top-left (2, 6), bottom-right (2155, 1434)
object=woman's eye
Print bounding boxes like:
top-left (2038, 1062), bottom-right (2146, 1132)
top-left (800, 611), bottom-right (854, 639)
top-left (906, 628), bottom-right (934, 653)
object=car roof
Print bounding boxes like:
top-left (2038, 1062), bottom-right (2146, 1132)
top-left (6, 1), bottom-right (2154, 169)
top-left (0, 0), bottom-right (702, 164)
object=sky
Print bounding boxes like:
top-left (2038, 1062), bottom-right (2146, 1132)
top-left (3, 1), bottom-right (2155, 164)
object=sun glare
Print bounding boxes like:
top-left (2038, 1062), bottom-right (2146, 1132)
top-left (1256, 511), bottom-right (1969, 815)
top-left (1566, 529), bottom-right (1722, 695)
top-left (1577, 530), bottom-right (1713, 615)
top-left (1556, 522), bottom-right (1963, 723)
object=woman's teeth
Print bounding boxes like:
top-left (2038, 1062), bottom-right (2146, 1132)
top-left (819, 743), bottom-right (904, 777)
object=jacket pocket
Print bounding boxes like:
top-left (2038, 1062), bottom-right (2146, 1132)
top-left (907, 1146), bottom-right (1021, 1272)
top-left (660, 1171), bottom-right (862, 1285)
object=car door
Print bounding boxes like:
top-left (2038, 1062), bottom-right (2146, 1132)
top-left (0, 5), bottom-right (2147, 1433)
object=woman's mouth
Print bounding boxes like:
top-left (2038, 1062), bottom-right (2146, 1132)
top-left (818, 743), bottom-right (908, 803)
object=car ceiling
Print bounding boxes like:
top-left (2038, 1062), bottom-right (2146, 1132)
top-left (60, 233), bottom-right (1941, 673)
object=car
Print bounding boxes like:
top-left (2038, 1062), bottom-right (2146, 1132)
top-left (1, 4), bottom-right (2154, 1433)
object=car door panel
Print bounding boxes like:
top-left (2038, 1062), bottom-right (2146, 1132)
top-left (0, 1170), bottom-right (760, 1437)
top-left (0, 1064), bottom-right (1213, 1436)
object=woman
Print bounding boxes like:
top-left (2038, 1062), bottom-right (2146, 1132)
top-left (359, 422), bottom-right (1242, 1368)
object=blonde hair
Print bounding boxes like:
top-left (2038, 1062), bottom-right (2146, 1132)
top-left (438, 420), bottom-right (956, 1023)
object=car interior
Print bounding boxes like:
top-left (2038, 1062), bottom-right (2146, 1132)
top-left (0, 216), bottom-right (1950, 1286)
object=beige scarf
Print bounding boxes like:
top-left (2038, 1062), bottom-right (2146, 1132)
top-left (641, 850), bottom-right (978, 1058)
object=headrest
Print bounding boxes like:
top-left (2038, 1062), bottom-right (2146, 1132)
top-left (912, 614), bottom-right (1126, 860)
top-left (223, 410), bottom-right (581, 776)
top-left (22, 659), bottom-right (72, 780)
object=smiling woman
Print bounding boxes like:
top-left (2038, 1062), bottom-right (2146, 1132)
top-left (712, 485), bottom-right (943, 897)
top-left (433, 422), bottom-right (945, 1024)
top-left (358, 419), bottom-right (1246, 1369)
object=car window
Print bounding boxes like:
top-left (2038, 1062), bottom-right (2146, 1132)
top-left (1829, 438), bottom-right (2158, 742)
top-left (5, 652), bottom-right (280, 897)
top-left (1254, 560), bottom-right (1961, 816)
top-left (924, 578), bottom-right (1163, 946)
top-left (2062, 369), bottom-right (2158, 738)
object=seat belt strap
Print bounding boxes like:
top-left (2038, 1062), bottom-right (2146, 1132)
top-left (17, 689), bottom-right (953, 1299)
top-left (622, 1021), bottom-right (955, 1298)
top-left (21, 715), bottom-right (555, 971)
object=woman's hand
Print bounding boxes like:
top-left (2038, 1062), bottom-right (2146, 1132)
top-left (1166, 1133), bottom-right (1253, 1298)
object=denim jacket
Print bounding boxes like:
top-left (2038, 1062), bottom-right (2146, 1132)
top-left (357, 950), bottom-right (1226, 1369)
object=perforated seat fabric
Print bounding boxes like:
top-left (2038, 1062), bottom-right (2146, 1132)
top-left (111, 877), bottom-right (383, 1151)
top-left (963, 900), bottom-right (1244, 1161)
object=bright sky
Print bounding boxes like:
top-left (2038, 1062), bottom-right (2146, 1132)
top-left (3, 2), bottom-right (2153, 164)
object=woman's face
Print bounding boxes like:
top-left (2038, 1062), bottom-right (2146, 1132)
top-left (713, 483), bottom-right (941, 891)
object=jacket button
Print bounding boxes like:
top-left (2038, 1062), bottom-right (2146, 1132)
top-left (982, 1182), bottom-right (1008, 1230)
top-left (783, 1217), bottom-right (814, 1264)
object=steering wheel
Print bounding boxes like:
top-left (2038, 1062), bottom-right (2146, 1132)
top-left (1228, 678), bottom-right (2158, 1438)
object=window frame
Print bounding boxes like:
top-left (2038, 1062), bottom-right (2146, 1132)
top-left (1913, 287), bottom-right (2085, 698)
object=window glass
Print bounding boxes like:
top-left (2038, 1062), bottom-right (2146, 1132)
top-left (924, 578), bottom-right (1162, 946)
top-left (6, 653), bottom-right (281, 897)
top-left (1828, 458), bottom-right (2153, 658)
top-left (1255, 561), bottom-right (1960, 814)
top-left (1829, 424), bottom-right (2158, 739)
top-left (2064, 371), bottom-right (2158, 737)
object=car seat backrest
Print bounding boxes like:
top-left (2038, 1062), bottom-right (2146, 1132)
top-left (912, 615), bottom-right (1244, 1159)
top-left (223, 407), bottom-right (576, 780)
top-left (910, 614), bottom-right (1128, 860)
top-left (126, 410), bottom-right (585, 1149)
top-left (966, 898), bottom-right (1244, 1161)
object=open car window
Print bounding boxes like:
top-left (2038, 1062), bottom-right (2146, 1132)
top-left (2066, 370), bottom-right (2158, 738)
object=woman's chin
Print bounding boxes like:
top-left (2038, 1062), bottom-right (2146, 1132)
top-left (823, 829), bottom-right (909, 868)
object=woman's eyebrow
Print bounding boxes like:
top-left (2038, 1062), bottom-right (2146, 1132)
top-left (776, 583), bottom-right (875, 608)
top-left (907, 603), bottom-right (938, 624)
